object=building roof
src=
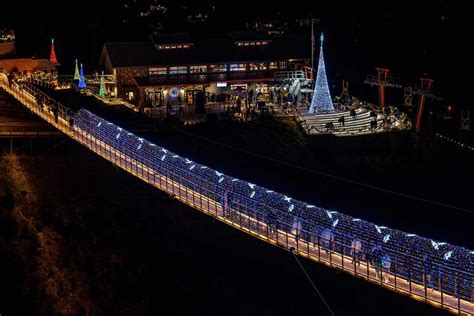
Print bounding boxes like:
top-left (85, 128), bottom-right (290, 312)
top-left (101, 35), bottom-right (310, 68)
top-left (152, 33), bottom-right (193, 45)
top-left (230, 31), bottom-right (272, 42)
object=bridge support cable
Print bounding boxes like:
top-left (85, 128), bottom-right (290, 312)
top-left (290, 247), bottom-right (335, 316)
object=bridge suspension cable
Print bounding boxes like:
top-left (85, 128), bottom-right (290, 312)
top-left (290, 247), bottom-right (335, 316)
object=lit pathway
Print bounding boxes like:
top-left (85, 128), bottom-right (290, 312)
top-left (1, 75), bottom-right (472, 315)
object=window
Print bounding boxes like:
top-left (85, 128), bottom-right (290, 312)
top-left (269, 62), bottom-right (278, 70)
top-left (235, 40), bottom-right (270, 46)
top-left (149, 67), bottom-right (167, 75)
top-left (190, 65), bottom-right (207, 73)
top-left (209, 64), bottom-right (228, 72)
top-left (157, 43), bottom-right (191, 50)
top-left (278, 61), bottom-right (288, 69)
top-left (249, 63), bottom-right (267, 71)
top-left (169, 66), bottom-right (187, 74)
top-left (230, 64), bottom-right (246, 72)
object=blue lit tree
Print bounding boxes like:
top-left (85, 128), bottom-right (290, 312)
top-left (309, 34), bottom-right (334, 114)
top-left (78, 63), bottom-right (87, 89)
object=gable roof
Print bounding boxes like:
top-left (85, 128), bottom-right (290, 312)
top-left (101, 35), bottom-right (310, 68)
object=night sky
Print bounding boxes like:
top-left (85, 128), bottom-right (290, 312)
top-left (2, 0), bottom-right (472, 108)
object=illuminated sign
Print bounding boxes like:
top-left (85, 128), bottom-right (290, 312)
top-left (216, 82), bottom-right (227, 87)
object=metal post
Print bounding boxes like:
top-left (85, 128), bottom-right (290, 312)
top-left (342, 244), bottom-right (344, 271)
top-left (457, 274), bottom-right (460, 313)
top-left (353, 246), bottom-right (356, 275)
top-left (394, 255), bottom-right (397, 291)
top-left (409, 262), bottom-right (412, 294)
top-left (440, 272), bottom-right (443, 308)
top-left (318, 236), bottom-right (321, 260)
top-left (424, 265), bottom-right (427, 301)
top-left (367, 254), bottom-right (370, 280)
top-left (329, 240), bottom-right (332, 266)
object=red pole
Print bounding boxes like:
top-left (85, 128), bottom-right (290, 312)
top-left (415, 79), bottom-right (433, 133)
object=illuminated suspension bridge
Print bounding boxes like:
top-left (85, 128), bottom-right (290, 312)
top-left (0, 74), bottom-right (473, 315)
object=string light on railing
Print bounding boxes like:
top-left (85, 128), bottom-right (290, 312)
top-left (248, 183), bottom-right (256, 190)
top-left (436, 133), bottom-right (474, 151)
top-left (332, 219), bottom-right (339, 228)
top-left (185, 158), bottom-right (192, 164)
top-left (383, 234), bottom-right (391, 243)
top-left (215, 171), bottom-right (223, 177)
top-left (250, 191), bottom-right (256, 198)
top-left (326, 210), bottom-right (337, 219)
top-left (284, 196), bottom-right (292, 202)
top-left (218, 177), bottom-right (224, 183)
top-left (431, 241), bottom-right (446, 250)
top-left (288, 204), bottom-right (295, 212)
top-left (232, 179), bottom-right (239, 182)
top-left (189, 164), bottom-right (195, 170)
top-left (306, 204), bottom-right (315, 208)
top-left (116, 133), bottom-right (121, 139)
top-left (444, 251), bottom-right (453, 261)
top-left (375, 225), bottom-right (387, 234)
top-left (161, 154), bottom-right (166, 161)
top-left (352, 218), bottom-right (361, 222)
top-left (97, 122), bottom-right (102, 127)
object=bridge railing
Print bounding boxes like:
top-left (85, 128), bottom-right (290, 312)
top-left (1, 74), bottom-right (473, 315)
top-left (72, 108), bottom-right (473, 314)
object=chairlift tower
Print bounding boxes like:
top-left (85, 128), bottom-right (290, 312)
top-left (413, 78), bottom-right (442, 133)
top-left (364, 68), bottom-right (401, 112)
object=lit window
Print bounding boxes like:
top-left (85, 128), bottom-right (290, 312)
top-left (209, 64), bottom-right (227, 72)
top-left (190, 65), bottom-right (207, 73)
top-left (169, 66), bottom-right (187, 74)
top-left (230, 64), bottom-right (246, 71)
top-left (249, 63), bottom-right (267, 71)
top-left (149, 67), bottom-right (167, 75)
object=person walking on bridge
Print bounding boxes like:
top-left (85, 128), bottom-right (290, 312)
top-left (221, 190), bottom-right (229, 218)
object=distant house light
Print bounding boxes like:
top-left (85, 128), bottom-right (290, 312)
top-left (156, 43), bottom-right (192, 50)
top-left (235, 40), bottom-right (270, 47)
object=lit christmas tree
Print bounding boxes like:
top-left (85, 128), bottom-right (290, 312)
top-left (309, 33), bottom-right (334, 114)
top-left (49, 38), bottom-right (59, 65)
top-left (99, 71), bottom-right (105, 98)
top-left (78, 63), bottom-right (87, 89)
top-left (74, 59), bottom-right (80, 81)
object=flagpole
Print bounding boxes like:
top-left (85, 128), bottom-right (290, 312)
top-left (311, 19), bottom-right (314, 81)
